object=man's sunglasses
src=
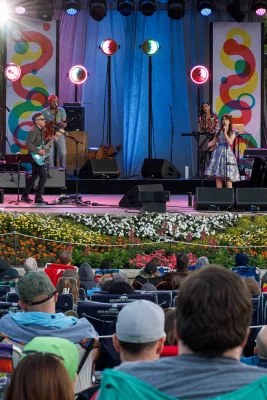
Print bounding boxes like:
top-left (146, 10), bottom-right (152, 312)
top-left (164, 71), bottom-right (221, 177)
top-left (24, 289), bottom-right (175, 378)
top-left (36, 118), bottom-right (45, 121)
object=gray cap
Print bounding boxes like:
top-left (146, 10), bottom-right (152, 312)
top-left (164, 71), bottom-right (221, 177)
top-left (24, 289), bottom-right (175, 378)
top-left (17, 272), bottom-right (56, 305)
top-left (116, 300), bottom-right (166, 343)
top-left (24, 257), bottom-right (38, 273)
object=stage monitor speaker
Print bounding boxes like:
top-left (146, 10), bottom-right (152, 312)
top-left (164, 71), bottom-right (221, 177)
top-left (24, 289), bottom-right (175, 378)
top-left (64, 106), bottom-right (84, 131)
top-left (236, 188), bottom-right (267, 211)
top-left (141, 159), bottom-right (181, 179)
top-left (79, 159), bottom-right (119, 179)
top-left (194, 187), bottom-right (234, 211)
top-left (250, 158), bottom-right (267, 188)
top-left (119, 184), bottom-right (164, 208)
top-left (35, 167), bottom-right (66, 188)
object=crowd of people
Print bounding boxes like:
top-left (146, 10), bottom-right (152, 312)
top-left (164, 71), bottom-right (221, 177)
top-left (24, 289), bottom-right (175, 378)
top-left (0, 250), bottom-right (266, 399)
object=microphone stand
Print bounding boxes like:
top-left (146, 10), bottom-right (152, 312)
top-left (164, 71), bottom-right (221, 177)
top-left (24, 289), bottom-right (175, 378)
top-left (8, 153), bottom-right (22, 205)
top-left (169, 105), bottom-right (174, 163)
top-left (65, 135), bottom-right (83, 204)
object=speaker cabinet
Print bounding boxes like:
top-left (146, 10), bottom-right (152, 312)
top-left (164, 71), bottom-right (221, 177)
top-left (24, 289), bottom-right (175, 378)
top-left (119, 184), bottom-right (164, 208)
top-left (236, 188), bottom-right (267, 211)
top-left (250, 158), bottom-right (267, 187)
top-left (64, 106), bottom-right (85, 131)
top-left (141, 159), bottom-right (181, 179)
top-left (0, 172), bottom-right (26, 188)
top-left (79, 159), bottom-right (119, 179)
top-left (194, 187), bottom-right (234, 210)
top-left (35, 168), bottom-right (66, 188)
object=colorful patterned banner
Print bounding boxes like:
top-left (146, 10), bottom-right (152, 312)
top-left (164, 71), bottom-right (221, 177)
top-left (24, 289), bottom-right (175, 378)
top-left (5, 20), bottom-right (57, 154)
top-left (212, 22), bottom-right (262, 149)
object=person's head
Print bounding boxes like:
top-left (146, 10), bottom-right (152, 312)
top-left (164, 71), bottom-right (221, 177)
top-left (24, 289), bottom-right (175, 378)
top-left (0, 257), bottom-right (9, 273)
top-left (112, 273), bottom-right (128, 284)
top-left (200, 101), bottom-right (212, 116)
top-left (150, 257), bottom-right (161, 266)
top-left (108, 281), bottom-right (135, 295)
top-left (99, 259), bottom-right (112, 270)
top-left (24, 257), bottom-right (38, 273)
top-left (262, 272), bottom-right (267, 289)
top-left (113, 300), bottom-right (166, 362)
top-left (195, 256), bottom-right (209, 268)
top-left (176, 265), bottom-right (252, 358)
top-left (62, 269), bottom-right (79, 282)
top-left (78, 262), bottom-right (94, 282)
top-left (255, 326), bottom-right (267, 360)
top-left (32, 112), bottom-right (46, 129)
top-left (17, 271), bottom-right (57, 313)
top-left (221, 114), bottom-right (233, 136)
top-left (56, 277), bottom-right (79, 304)
top-left (176, 252), bottom-right (190, 272)
top-left (144, 262), bottom-right (157, 275)
top-left (2, 268), bottom-right (20, 283)
top-left (164, 308), bottom-right (177, 346)
top-left (244, 277), bottom-right (260, 295)
top-left (170, 274), bottom-right (184, 290)
top-left (141, 283), bottom-right (157, 291)
top-left (59, 250), bottom-right (72, 266)
top-left (235, 252), bottom-right (249, 267)
top-left (97, 275), bottom-right (112, 289)
top-left (48, 94), bottom-right (58, 110)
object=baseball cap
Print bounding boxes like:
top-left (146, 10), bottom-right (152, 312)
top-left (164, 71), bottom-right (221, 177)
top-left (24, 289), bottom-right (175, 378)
top-left (235, 252), bottom-right (249, 267)
top-left (3, 268), bottom-right (21, 280)
top-left (116, 300), bottom-right (166, 343)
top-left (22, 337), bottom-right (79, 382)
top-left (48, 94), bottom-right (58, 101)
top-left (144, 262), bottom-right (157, 275)
top-left (17, 271), bottom-right (56, 305)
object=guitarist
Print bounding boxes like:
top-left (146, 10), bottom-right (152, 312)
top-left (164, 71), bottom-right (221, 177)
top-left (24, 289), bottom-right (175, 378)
top-left (42, 94), bottom-right (67, 168)
top-left (21, 112), bottom-right (48, 204)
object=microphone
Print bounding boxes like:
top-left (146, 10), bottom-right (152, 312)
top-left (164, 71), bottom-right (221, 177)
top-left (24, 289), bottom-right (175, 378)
top-left (10, 171), bottom-right (15, 182)
top-left (169, 104), bottom-right (172, 109)
top-left (55, 103), bottom-right (58, 108)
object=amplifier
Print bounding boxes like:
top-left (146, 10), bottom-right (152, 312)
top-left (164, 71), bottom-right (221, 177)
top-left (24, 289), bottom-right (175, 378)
top-left (0, 172), bottom-right (26, 188)
top-left (35, 168), bottom-right (66, 188)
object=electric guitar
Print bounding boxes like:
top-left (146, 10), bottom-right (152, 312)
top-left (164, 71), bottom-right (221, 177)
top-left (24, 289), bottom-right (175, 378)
top-left (44, 114), bottom-right (81, 140)
top-left (31, 130), bottom-right (65, 166)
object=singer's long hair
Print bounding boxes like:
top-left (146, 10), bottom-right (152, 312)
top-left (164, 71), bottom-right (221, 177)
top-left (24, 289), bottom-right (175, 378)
top-left (200, 101), bottom-right (215, 117)
top-left (218, 114), bottom-right (233, 138)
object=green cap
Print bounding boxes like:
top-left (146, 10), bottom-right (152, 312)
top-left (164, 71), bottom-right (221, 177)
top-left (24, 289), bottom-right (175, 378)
top-left (22, 337), bottom-right (79, 382)
top-left (17, 271), bottom-right (56, 305)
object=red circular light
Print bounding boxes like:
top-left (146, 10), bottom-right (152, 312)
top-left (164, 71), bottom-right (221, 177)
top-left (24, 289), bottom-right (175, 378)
top-left (100, 39), bottom-right (118, 56)
top-left (4, 63), bottom-right (21, 82)
top-left (190, 65), bottom-right (209, 85)
top-left (69, 65), bottom-right (88, 85)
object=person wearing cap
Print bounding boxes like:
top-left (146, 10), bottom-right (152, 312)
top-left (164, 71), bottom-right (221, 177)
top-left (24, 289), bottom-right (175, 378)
top-left (23, 257), bottom-right (38, 274)
top-left (42, 94), bottom-right (67, 168)
top-left (164, 252), bottom-right (190, 290)
top-left (241, 326), bottom-right (267, 368)
top-left (235, 252), bottom-right (249, 267)
top-left (0, 257), bottom-right (10, 280)
top-left (21, 112), bottom-right (48, 204)
top-left (2, 268), bottom-right (21, 291)
top-left (0, 271), bottom-right (98, 345)
top-left (132, 262), bottom-right (163, 290)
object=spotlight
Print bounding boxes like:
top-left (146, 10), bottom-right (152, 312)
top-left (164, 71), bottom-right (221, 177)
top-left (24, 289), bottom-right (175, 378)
top-left (15, 6), bottom-right (25, 14)
top-left (4, 63), bottom-right (21, 82)
top-left (89, 0), bottom-right (107, 21)
top-left (141, 39), bottom-right (160, 56)
top-left (36, 0), bottom-right (54, 21)
top-left (227, 0), bottom-right (245, 22)
top-left (139, 0), bottom-right (156, 16)
top-left (251, 0), bottom-right (267, 16)
top-left (69, 65), bottom-right (88, 84)
top-left (168, 0), bottom-right (185, 19)
top-left (190, 65), bottom-right (209, 85)
top-left (100, 39), bottom-right (119, 56)
top-left (197, 0), bottom-right (214, 16)
top-left (117, 0), bottom-right (135, 16)
top-left (0, 1), bottom-right (10, 22)
top-left (63, 0), bottom-right (80, 15)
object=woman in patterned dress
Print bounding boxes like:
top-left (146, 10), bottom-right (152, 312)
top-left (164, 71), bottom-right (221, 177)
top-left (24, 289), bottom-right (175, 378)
top-left (198, 101), bottom-right (218, 134)
top-left (205, 114), bottom-right (240, 188)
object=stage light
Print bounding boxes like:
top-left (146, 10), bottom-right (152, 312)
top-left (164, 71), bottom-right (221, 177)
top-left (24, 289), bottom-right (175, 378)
top-left (100, 39), bottom-right (119, 56)
top-left (251, 0), bottom-right (267, 16)
top-left (4, 63), bottom-right (21, 82)
top-left (139, 0), bottom-right (156, 16)
top-left (69, 65), bottom-right (88, 85)
top-left (197, 0), bottom-right (214, 16)
top-left (89, 0), bottom-right (107, 21)
top-left (190, 65), bottom-right (209, 85)
top-left (227, 0), bottom-right (245, 22)
top-left (15, 6), bottom-right (25, 14)
top-left (36, 0), bottom-right (54, 21)
top-left (63, 0), bottom-right (80, 15)
top-left (141, 39), bottom-right (160, 56)
top-left (117, 0), bottom-right (135, 16)
top-left (168, 0), bottom-right (185, 19)
top-left (0, 1), bottom-right (10, 22)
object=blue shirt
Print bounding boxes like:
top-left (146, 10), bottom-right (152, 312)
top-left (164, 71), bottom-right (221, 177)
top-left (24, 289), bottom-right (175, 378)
top-left (42, 106), bottom-right (66, 124)
top-left (241, 355), bottom-right (267, 368)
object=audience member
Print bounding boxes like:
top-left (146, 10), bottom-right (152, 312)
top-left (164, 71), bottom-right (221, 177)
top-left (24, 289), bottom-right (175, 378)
top-left (164, 308), bottom-right (177, 346)
top-left (244, 277), bottom-right (260, 295)
top-left (195, 256), bottom-right (209, 268)
top-left (0, 257), bottom-right (10, 280)
top-left (23, 257), bottom-right (38, 273)
top-left (108, 281), bottom-right (135, 295)
top-left (2, 268), bottom-right (20, 283)
top-left (59, 250), bottom-right (73, 266)
top-left (261, 272), bottom-right (267, 291)
top-left (0, 272), bottom-right (98, 345)
top-left (141, 283), bottom-right (157, 291)
top-left (164, 252), bottom-right (190, 289)
top-left (150, 257), bottom-right (161, 266)
top-left (132, 262), bottom-right (163, 290)
top-left (235, 252), bottom-right (249, 267)
top-left (56, 277), bottom-right (79, 304)
top-left (116, 265), bottom-right (267, 398)
top-left (241, 326), bottom-right (267, 368)
top-left (101, 279), bottom-right (114, 292)
top-left (97, 275), bottom-right (112, 289)
top-left (99, 259), bottom-right (112, 270)
top-left (78, 262), bottom-right (97, 290)
top-left (170, 274), bottom-right (184, 290)
top-left (113, 300), bottom-right (166, 362)
top-left (62, 269), bottom-right (79, 281)
top-left (112, 272), bottom-right (128, 283)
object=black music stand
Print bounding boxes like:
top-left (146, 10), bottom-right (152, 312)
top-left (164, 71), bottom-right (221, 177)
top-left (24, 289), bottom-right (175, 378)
top-left (8, 154), bottom-right (33, 205)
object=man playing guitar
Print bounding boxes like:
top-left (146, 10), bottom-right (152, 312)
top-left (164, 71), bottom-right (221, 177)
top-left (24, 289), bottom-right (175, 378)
top-left (42, 94), bottom-right (67, 168)
top-left (21, 112), bottom-right (48, 204)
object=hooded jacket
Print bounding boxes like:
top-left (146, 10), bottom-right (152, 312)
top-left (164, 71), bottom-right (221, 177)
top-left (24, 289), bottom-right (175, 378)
top-left (78, 263), bottom-right (98, 290)
top-left (132, 268), bottom-right (163, 290)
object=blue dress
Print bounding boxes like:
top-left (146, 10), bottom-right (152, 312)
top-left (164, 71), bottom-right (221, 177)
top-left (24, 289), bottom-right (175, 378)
top-left (205, 133), bottom-right (240, 182)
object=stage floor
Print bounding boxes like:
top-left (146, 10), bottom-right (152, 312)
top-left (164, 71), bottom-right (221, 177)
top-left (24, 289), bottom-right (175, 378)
top-left (0, 193), bottom-right (264, 216)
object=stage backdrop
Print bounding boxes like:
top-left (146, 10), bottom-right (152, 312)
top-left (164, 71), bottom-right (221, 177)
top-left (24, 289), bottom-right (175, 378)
top-left (5, 20), bottom-right (57, 155)
top-left (212, 22), bottom-right (262, 150)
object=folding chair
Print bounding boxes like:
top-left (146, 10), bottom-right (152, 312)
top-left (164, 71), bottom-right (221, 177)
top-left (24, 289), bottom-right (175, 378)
top-left (0, 287), bottom-right (11, 302)
top-left (90, 293), bottom-right (158, 305)
top-left (6, 293), bottom-right (19, 303)
top-left (79, 288), bottom-right (86, 301)
top-left (55, 293), bottom-right (74, 313)
top-left (243, 295), bottom-right (261, 357)
top-left (137, 291), bottom-right (172, 308)
top-left (44, 264), bottom-right (78, 286)
top-left (231, 266), bottom-right (261, 284)
top-left (157, 267), bottom-right (172, 277)
top-left (0, 343), bottom-right (22, 400)
top-left (75, 338), bottom-right (100, 394)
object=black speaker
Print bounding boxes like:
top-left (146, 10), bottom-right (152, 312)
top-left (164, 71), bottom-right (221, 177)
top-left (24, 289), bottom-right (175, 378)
top-left (79, 159), bottom-right (119, 179)
top-left (119, 184), bottom-right (164, 208)
top-left (250, 158), bottom-right (267, 187)
top-left (141, 159), bottom-right (181, 179)
top-left (64, 106), bottom-right (85, 131)
top-left (236, 188), bottom-right (267, 211)
top-left (194, 187), bottom-right (234, 210)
